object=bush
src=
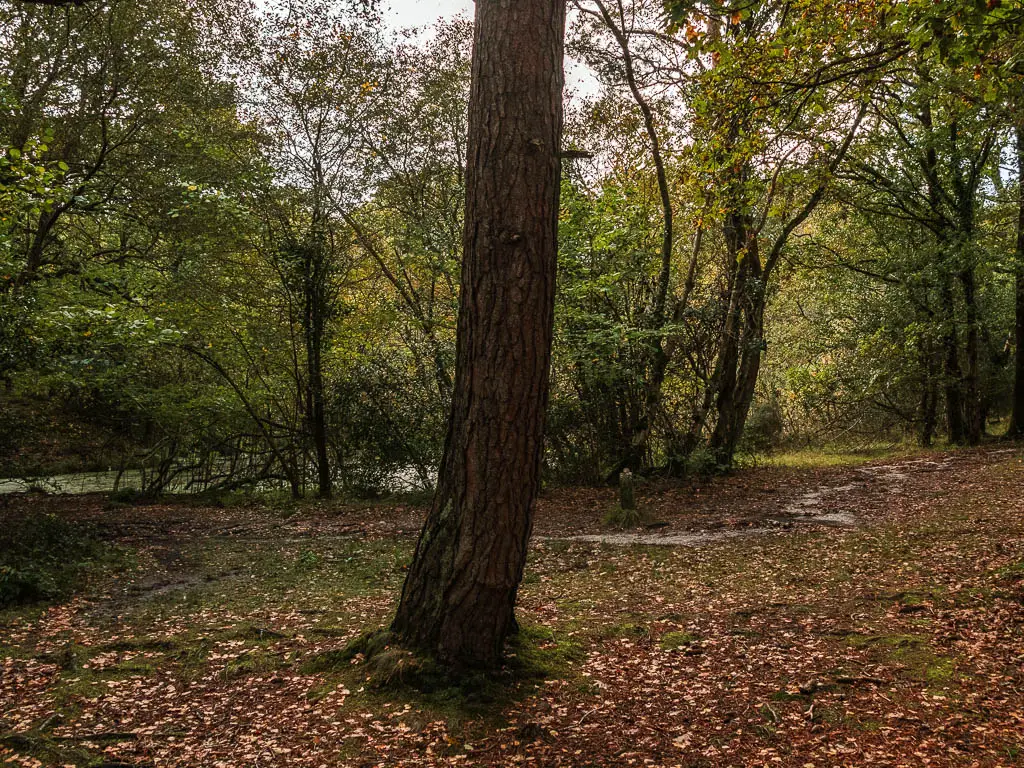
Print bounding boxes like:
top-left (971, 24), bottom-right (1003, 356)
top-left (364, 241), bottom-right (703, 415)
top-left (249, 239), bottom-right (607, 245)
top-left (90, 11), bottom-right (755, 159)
top-left (107, 487), bottom-right (144, 504)
top-left (0, 514), bottom-right (120, 609)
top-left (685, 446), bottom-right (724, 478)
top-left (741, 396), bottom-right (785, 455)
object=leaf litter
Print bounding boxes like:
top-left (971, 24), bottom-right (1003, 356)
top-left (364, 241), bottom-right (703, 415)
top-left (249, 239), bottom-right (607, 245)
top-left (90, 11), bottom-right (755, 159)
top-left (1, 447), bottom-right (1022, 767)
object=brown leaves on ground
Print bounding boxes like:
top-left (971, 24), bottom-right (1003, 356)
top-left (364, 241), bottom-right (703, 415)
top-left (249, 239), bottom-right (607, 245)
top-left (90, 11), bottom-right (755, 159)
top-left (1, 447), bottom-right (1022, 767)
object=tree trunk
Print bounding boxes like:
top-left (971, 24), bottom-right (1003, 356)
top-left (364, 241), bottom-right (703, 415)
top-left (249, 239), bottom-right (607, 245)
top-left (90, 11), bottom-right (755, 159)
top-left (1009, 124), bottom-right (1024, 438)
top-left (711, 287), bottom-right (766, 466)
top-left (959, 267), bottom-right (982, 445)
top-left (708, 208), bottom-right (762, 467)
top-left (303, 240), bottom-right (332, 500)
top-left (917, 333), bottom-right (938, 447)
top-left (390, 0), bottom-right (566, 670)
top-left (591, 0), bottom-right (675, 481)
top-left (307, 366), bottom-right (331, 499)
top-left (941, 281), bottom-right (966, 445)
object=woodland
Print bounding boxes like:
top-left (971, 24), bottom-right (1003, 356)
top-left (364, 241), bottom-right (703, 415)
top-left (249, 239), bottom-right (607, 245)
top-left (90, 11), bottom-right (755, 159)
top-left (1, 0), bottom-right (1024, 766)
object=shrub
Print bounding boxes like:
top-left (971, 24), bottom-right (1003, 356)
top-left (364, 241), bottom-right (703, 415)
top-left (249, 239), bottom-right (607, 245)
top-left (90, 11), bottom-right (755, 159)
top-left (0, 514), bottom-right (120, 609)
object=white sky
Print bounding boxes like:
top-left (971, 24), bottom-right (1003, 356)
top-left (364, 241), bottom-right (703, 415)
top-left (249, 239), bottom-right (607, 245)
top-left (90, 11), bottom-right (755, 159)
top-left (380, 0), bottom-right (598, 98)
top-left (382, 0), bottom-right (474, 29)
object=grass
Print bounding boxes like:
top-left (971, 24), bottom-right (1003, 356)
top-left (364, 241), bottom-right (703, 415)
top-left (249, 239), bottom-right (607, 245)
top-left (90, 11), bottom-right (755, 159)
top-left (759, 441), bottom-right (935, 469)
top-left (118, 535), bottom-right (412, 629)
top-left (658, 630), bottom-right (699, 650)
top-left (290, 621), bottom-right (590, 752)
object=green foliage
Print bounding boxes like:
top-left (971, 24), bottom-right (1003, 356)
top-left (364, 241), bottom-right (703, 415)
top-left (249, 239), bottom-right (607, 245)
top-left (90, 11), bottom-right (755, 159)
top-left (0, 514), bottom-right (124, 609)
top-left (740, 396), bottom-right (785, 455)
top-left (0, 0), bottom-right (1021, 494)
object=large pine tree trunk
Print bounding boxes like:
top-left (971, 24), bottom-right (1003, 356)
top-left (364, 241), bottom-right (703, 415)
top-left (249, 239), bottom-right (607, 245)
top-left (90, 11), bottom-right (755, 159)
top-left (1009, 125), bottom-right (1024, 439)
top-left (390, 0), bottom-right (566, 669)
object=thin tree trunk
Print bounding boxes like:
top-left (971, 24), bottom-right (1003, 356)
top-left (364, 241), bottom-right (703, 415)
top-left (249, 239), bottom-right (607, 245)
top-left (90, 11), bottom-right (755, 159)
top-left (589, 0), bottom-right (676, 479)
top-left (940, 281), bottom-right (966, 445)
top-left (712, 288), bottom-right (766, 466)
top-left (307, 360), bottom-right (331, 498)
top-left (390, 0), bottom-right (566, 669)
top-left (303, 239), bottom-right (332, 499)
top-left (670, 231), bottom-right (744, 468)
top-left (709, 213), bottom-right (764, 466)
top-left (959, 267), bottom-right (982, 445)
top-left (706, 203), bottom-right (755, 464)
top-left (1009, 124), bottom-right (1024, 438)
top-left (918, 332), bottom-right (938, 447)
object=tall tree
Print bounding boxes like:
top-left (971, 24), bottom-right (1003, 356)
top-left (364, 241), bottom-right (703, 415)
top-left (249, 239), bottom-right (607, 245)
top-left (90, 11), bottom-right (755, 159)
top-left (671, 0), bottom-right (878, 468)
top-left (234, 0), bottom-right (391, 497)
top-left (390, 0), bottom-right (566, 669)
top-left (1011, 124), bottom-right (1024, 438)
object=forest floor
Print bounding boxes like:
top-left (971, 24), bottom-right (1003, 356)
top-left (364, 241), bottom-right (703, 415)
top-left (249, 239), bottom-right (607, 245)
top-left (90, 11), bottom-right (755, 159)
top-left (1, 445), bottom-right (1023, 767)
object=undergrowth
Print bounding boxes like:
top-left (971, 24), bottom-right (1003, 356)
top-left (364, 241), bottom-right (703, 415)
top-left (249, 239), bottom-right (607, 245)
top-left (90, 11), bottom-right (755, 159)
top-left (0, 513), bottom-right (126, 609)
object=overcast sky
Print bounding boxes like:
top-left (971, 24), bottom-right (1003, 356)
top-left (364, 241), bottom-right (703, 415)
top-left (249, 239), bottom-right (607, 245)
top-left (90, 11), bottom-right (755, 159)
top-left (382, 0), bottom-right (474, 29)
top-left (379, 0), bottom-right (597, 97)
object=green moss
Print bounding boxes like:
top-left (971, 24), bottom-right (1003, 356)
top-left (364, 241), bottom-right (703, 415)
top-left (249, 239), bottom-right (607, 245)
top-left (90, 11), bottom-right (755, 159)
top-left (508, 624), bottom-right (586, 680)
top-left (99, 637), bottom-right (177, 653)
top-left (843, 633), bottom-right (955, 687)
top-left (52, 674), bottom-right (108, 703)
top-left (843, 633), bottom-right (922, 649)
top-left (308, 626), bottom-right (351, 639)
top-left (659, 631), bottom-right (699, 650)
top-left (922, 656), bottom-right (955, 684)
top-left (164, 636), bottom-right (212, 673)
top-left (302, 624), bottom-right (587, 726)
top-left (598, 622), bottom-right (650, 640)
top-left (769, 690), bottom-right (804, 702)
top-left (222, 649), bottom-right (284, 679)
top-left (996, 560), bottom-right (1024, 582)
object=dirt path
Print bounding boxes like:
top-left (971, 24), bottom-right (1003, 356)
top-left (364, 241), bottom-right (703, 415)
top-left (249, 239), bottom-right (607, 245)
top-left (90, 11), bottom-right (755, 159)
top-left (551, 452), bottom-right (989, 546)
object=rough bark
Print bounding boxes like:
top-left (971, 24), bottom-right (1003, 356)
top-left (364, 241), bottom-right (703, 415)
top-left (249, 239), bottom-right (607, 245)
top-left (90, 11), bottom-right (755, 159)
top-left (390, 0), bottom-right (566, 669)
top-left (708, 209), bottom-right (762, 465)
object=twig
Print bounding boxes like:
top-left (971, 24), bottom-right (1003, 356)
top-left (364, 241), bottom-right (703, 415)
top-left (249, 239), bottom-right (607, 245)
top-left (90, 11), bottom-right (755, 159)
top-left (577, 707), bottom-right (601, 726)
top-left (835, 675), bottom-right (886, 686)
